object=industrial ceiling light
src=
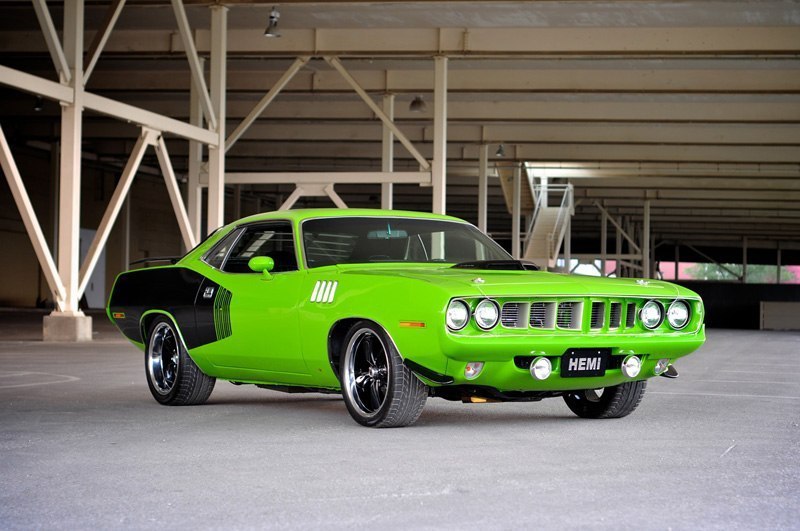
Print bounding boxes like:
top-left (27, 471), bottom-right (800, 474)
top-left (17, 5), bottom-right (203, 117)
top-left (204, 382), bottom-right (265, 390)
top-left (495, 143), bottom-right (505, 157)
top-left (409, 95), bottom-right (426, 113)
top-left (33, 95), bottom-right (44, 112)
top-left (264, 6), bottom-right (281, 38)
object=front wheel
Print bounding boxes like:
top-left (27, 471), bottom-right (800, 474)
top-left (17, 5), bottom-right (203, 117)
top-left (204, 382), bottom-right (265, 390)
top-left (145, 317), bottom-right (216, 405)
top-left (340, 321), bottom-right (427, 428)
top-left (563, 380), bottom-right (647, 419)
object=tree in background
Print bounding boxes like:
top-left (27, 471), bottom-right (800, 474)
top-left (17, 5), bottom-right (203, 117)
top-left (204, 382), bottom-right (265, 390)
top-left (685, 263), bottom-right (797, 283)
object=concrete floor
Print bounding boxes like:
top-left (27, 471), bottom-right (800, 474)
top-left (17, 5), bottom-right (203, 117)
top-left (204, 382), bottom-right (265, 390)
top-left (1, 312), bottom-right (798, 530)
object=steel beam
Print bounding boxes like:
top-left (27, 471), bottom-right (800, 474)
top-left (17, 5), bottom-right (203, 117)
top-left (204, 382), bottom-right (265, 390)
top-left (83, 0), bottom-right (126, 83)
top-left (225, 56), bottom-right (310, 152)
top-left (78, 129), bottom-right (153, 298)
top-left (171, 0), bottom-right (217, 130)
top-left (31, 0), bottom-right (71, 83)
top-left (0, 124), bottom-right (66, 305)
top-left (594, 201), bottom-right (641, 254)
top-left (324, 56), bottom-right (431, 171)
top-left (511, 164), bottom-right (521, 258)
top-left (155, 134), bottom-right (198, 250)
top-left (643, 199), bottom-right (651, 278)
top-left (224, 172), bottom-right (430, 185)
top-left (206, 5), bottom-right (227, 233)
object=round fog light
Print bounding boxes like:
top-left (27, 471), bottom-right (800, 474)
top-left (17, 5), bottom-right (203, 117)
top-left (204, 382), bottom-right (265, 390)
top-left (654, 358), bottom-right (670, 375)
top-left (530, 356), bottom-right (552, 380)
top-left (464, 362), bottom-right (484, 380)
top-left (621, 355), bottom-right (642, 378)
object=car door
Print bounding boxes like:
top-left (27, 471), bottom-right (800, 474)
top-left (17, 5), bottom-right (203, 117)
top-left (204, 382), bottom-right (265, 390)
top-left (197, 221), bottom-right (308, 380)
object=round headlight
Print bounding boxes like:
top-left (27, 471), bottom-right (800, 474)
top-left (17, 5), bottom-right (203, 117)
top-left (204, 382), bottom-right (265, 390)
top-left (667, 300), bottom-right (690, 330)
top-left (640, 300), bottom-right (664, 330)
top-left (446, 300), bottom-right (470, 331)
top-left (474, 299), bottom-right (500, 330)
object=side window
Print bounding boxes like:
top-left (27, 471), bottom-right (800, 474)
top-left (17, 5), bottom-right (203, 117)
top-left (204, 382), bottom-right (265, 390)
top-left (222, 222), bottom-right (298, 274)
top-left (203, 228), bottom-right (244, 269)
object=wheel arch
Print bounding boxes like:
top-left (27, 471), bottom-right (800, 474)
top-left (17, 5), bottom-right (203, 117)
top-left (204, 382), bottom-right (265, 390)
top-left (327, 317), bottom-right (404, 379)
top-left (140, 309), bottom-right (187, 348)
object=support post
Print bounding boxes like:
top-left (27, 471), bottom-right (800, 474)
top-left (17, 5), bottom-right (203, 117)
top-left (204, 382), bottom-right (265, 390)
top-left (154, 135), bottom-right (198, 251)
top-left (511, 164), bottom-right (521, 259)
top-left (565, 213), bottom-right (572, 274)
top-left (431, 56), bottom-right (448, 214)
top-left (46, 0), bottom-right (91, 340)
top-left (381, 93), bottom-right (394, 210)
top-left (742, 236), bottom-right (748, 283)
top-left (206, 5), bottom-right (227, 234)
top-left (478, 143), bottom-right (488, 233)
top-left (615, 218), bottom-right (622, 277)
top-left (777, 244), bottom-right (782, 284)
top-left (643, 200), bottom-right (651, 278)
top-left (187, 57), bottom-right (204, 240)
top-left (600, 208), bottom-right (607, 276)
top-left (675, 243), bottom-right (680, 280)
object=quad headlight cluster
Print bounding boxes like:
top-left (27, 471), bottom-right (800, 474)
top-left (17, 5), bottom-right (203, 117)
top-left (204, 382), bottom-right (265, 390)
top-left (446, 299), bottom-right (499, 331)
top-left (640, 299), bottom-right (692, 331)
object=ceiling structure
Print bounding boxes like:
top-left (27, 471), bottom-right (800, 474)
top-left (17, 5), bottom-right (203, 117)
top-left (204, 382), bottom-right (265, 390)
top-left (1, 0), bottom-right (799, 264)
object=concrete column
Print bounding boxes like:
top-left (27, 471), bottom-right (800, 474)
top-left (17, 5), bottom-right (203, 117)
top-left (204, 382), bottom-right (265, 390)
top-left (431, 56), bottom-right (447, 214)
top-left (45, 0), bottom-right (92, 341)
top-left (206, 5), bottom-right (227, 234)
top-left (478, 144), bottom-right (488, 233)
top-left (381, 93), bottom-right (394, 210)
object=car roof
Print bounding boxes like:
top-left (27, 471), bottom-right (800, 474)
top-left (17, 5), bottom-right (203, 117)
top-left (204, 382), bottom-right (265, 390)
top-left (234, 208), bottom-right (466, 226)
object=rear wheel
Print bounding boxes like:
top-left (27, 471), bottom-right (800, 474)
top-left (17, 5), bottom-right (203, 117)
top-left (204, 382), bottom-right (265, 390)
top-left (145, 317), bottom-right (215, 405)
top-left (563, 380), bottom-right (647, 419)
top-left (340, 321), bottom-right (427, 427)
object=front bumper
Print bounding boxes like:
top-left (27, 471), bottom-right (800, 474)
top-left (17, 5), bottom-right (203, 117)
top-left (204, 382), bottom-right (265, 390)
top-left (410, 326), bottom-right (705, 392)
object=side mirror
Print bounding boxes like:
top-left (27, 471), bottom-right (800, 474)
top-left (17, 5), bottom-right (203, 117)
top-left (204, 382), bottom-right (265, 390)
top-left (248, 256), bottom-right (275, 280)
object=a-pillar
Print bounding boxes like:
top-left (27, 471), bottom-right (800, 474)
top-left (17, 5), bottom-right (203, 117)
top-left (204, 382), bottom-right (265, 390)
top-left (44, 0), bottom-right (91, 341)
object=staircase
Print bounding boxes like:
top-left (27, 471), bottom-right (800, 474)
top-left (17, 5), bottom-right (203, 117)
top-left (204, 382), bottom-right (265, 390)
top-left (523, 206), bottom-right (561, 267)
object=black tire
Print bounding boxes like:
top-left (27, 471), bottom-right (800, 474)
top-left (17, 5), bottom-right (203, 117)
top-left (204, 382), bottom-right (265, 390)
top-left (563, 380), bottom-right (647, 419)
top-left (339, 320), bottom-right (427, 428)
top-left (145, 317), bottom-right (215, 405)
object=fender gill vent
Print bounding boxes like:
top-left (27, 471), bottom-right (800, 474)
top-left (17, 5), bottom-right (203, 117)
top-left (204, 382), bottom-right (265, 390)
top-left (609, 302), bottom-right (622, 329)
top-left (590, 302), bottom-right (605, 329)
top-left (626, 302), bottom-right (637, 328)
top-left (530, 301), bottom-right (556, 329)
top-left (501, 303), bottom-right (525, 328)
top-left (213, 287), bottom-right (233, 340)
top-left (557, 302), bottom-right (581, 330)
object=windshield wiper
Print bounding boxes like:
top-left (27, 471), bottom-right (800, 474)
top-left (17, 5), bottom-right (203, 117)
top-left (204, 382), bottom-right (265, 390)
top-left (452, 260), bottom-right (539, 271)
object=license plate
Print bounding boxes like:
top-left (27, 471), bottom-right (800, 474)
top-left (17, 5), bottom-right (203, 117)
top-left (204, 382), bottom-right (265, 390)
top-left (561, 348), bottom-right (610, 377)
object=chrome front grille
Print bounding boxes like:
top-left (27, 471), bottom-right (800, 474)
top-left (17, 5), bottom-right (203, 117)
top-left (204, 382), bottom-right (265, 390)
top-left (530, 302), bottom-right (556, 329)
top-left (626, 302), bottom-right (637, 328)
top-left (556, 302), bottom-right (582, 330)
top-left (590, 302), bottom-right (605, 329)
top-left (609, 302), bottom-right (622, 329)
top-left (500, 302), bottom-right (525, 328)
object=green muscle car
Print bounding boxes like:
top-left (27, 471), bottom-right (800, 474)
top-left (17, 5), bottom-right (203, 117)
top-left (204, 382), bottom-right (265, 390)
top-left (107, 209), bottom-right (705, 427)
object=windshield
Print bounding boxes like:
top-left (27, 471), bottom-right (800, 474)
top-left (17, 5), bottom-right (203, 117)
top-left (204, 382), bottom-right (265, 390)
top-left (302, 217), bottom-right (512, 268)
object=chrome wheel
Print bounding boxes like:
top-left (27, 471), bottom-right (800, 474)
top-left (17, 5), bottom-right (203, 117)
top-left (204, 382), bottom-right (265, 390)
top-left (343, 328), bottom-right (389, 417)
top-left (147, 322), bottom-right (180, 395)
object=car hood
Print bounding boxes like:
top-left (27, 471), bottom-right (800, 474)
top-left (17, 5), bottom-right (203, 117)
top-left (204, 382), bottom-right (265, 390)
top-left (336, 264), bottom-right (685, 298)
